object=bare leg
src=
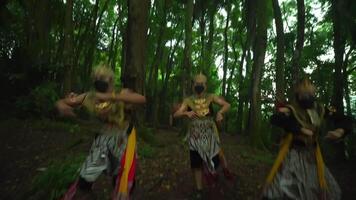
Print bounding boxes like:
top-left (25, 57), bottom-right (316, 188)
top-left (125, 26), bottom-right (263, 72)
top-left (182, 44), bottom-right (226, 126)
top-left (219, 150), bottom-right (234, 180)
top-left (193, 168), bottom-right (203, 190)
top-left (219, 150), bottom-right (228, 168)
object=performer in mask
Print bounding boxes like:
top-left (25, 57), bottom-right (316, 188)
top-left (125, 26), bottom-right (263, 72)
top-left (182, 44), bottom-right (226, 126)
top-left (56, 64), bottom-right (146, 200)
top-left (173, 73), bottom-right (231, 198)
top-left (262, 78), bottom-right (353, 200)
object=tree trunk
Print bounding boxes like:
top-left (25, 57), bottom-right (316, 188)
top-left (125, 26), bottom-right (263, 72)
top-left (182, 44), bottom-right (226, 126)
top-left (227, 33), bottom-right (239, 99)
top-left (248, 0), bottom-right (268, 147)
top-left (62, 0), bottom-right (74, 94)
top-left (343, 46), bottom-right (353, 116)
top-left (204, 2), bottom-right (217, 74)
top-left (290, 0), bottom-right (305, 95)
top-left (78, 0), bottom-right (100, 89)
top-left (331, 0), bottom-right (346, 114)
top-left (236, 43), bottom-right (247, 134)
top-left (272, 0), bottom-right (286, 103)
top-left (146, 0), bottom-right (168, 126)
top-left (238, 0), bottom-right (256, 134)
top-left (199, 6), bottom-right (206, 72)
top-left (108, 16), bottom-right (120, 69)
top-left (83, 0), bottom-right (110, 84)
top-left (124, 0), bottom-right (150, 93)
top-left (222, 3), bottom-right (231, 97)
top-left (158, 35), bottom-right (182, 124)
top-left (182, 0), bottom-right (194, 97)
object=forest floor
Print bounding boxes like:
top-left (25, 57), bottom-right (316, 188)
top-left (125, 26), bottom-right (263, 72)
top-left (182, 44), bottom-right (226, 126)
top-left (0, 119), bottom-right (355, 200)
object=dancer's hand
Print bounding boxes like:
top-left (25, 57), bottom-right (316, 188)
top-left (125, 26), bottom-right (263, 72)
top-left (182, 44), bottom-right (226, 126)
top-left (300, 127), bottom-right (314, 136)
top-left (277, 107), bottom-right (290, 116)
top-left (56, 101), bottom-right (76, 117)
top-left (325, 128), bottom-right (344, 140)
top-left (216, 112), bottom-right (224, 122)
top-left (66, 92), bottom-right (78, 103)
top-left (185, 111), bottom-right (197, 119)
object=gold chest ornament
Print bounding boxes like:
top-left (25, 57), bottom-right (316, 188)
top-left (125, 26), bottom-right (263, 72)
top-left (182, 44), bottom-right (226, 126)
top-left (193, 97), bottom-right (210, 117)
top-left (84, 92), bottom-right (126, 128)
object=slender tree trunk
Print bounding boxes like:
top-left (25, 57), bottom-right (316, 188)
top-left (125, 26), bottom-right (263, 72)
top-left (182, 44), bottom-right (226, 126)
top-left (78, 0), bottom-right (99, 89)
top-left (158, 35), bottom-right (182, 124)
top-left (199, 7), bottom-right (206, 72)
top-left (146, 0), bottom-right (168, 126)
top-left (227, 34), bottom-right (239, 99)
top-left (222, 3), bottom-right (231, 97)
top-left (331, 0), bottom-right (346, 114)
top-left (83, 0), bottom-right (110, 83)
top-left (108, 16), bottom-right (120, 69)
top-left (248, 0), bottom-right (268, 147)
top-left (62, 0), bottom-right (74, 94)
top-left (272, 0), bottom-right (286, 103)
top-left (290, 0), bottom-right (305, 95)
top-left (120, 12), bottom-right (128, 83)
top-left (239, 0), bottom-right (256, 134)
top-left (182, 0), bottom-right (194, 97)
top-left (204, 2), bottom-right (217, 74)
top-left (236, 43), bottom-right (247, 134)
top-left (343, 47), bottom-right (353, 116)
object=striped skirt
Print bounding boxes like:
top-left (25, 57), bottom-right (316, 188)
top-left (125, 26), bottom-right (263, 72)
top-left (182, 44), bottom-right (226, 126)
top-left (263, 146), bottom-right (341, 200)
top-left (187, 117), bottom-right (220, 173)
top-left (79, 127), bottom-right (128, 182)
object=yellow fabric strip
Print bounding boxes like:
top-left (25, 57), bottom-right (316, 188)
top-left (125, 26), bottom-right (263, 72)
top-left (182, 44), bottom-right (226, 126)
top-left (265, 133), bottom-right (293, 184)
top-left (118, 127), bottom-right (136, 195)
top-left (315, 142), bottom-right (328, 189)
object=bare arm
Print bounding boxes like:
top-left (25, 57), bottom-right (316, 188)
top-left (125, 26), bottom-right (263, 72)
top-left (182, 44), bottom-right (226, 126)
top-left (114, 88), bottom-right (146, 104)
top-left (173, 103), bottom-right (188, 118)
top-left (95, 88), bottom-right (146, 104)
top-left (213, 95), bottom-right (231, 122)
top-left (55, 93), bottom-right (87, 117)
top-left (213, 96), bottom-right (231, 114)
top-left (173, 102), bottom-right (197, 119)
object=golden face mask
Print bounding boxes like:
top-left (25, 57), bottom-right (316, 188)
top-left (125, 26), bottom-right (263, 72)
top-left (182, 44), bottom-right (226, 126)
top-left (194, 73), bottom-right (207, 84)
top-left (193, 73), bottom-right (207, 95)
top-left (92, 64), bottom-right (114, 84)
top-left (295, 78), bottom-right (316, 97)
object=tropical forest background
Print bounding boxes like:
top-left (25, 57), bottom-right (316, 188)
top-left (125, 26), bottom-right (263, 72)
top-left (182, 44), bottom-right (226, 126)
top-left (0, 0), bottom-right (355, 199)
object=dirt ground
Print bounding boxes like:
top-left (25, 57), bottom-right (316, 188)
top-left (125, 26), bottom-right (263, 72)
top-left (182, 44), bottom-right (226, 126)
top-left (0, 119), bottom-right (354, 200)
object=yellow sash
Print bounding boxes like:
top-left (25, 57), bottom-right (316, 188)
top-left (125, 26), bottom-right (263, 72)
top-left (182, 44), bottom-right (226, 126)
top-left (117, 127), bottom-right (136, 196)
top-left (265, 133), bottom-right (328, 190)
top-left (265, 133), bottom-right (293, 184)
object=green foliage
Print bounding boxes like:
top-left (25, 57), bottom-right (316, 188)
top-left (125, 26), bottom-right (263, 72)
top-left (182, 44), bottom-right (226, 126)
top-left (15, 83), bottom-right (59, 117)
top-left (137, 126), bottom-right (159, 146)
top-left (138, 143), bottom-right (156, 159)
top-left (30, 154), bottom-right (85, 200)
top-left (1, 0), bottom-right (356, 154)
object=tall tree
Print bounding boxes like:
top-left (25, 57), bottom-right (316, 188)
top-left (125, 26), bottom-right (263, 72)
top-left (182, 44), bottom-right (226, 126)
top-left (290, 0), bottom-right (305, 95)
top-left (331, 0), bottom-right (346, 114)
top-left (62, 0), bottom-right (74, 94)
top-left (222, 2), bottom-right (231, 97)
top-left (204, 1), bottom-right (218, 74)
top-left (272, 0), bottom-right (285, 103)
top-left (248, 0), bottom-right (269, 147)
top-left (236, 0), bottom-right (256, 134)
top-left (150, 0), bottom-right (169, 126)
top-left (123, 0), bottom-right (150, 93)
top-left (182, 0), bottom-right (194, 97)
top-left (343, 46), bottom-right (354, 116)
